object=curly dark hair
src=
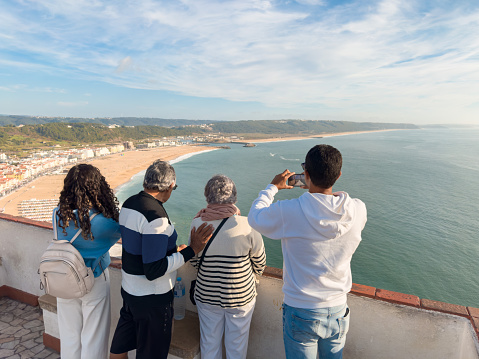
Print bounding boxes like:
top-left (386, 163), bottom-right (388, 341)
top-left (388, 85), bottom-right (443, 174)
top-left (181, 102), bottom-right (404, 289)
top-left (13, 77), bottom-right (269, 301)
top-left (57, 164), bottom-right (119, 240)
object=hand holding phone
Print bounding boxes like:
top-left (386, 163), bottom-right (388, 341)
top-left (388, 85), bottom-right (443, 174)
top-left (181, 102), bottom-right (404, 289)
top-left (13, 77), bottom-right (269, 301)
top-left (271, 170), bottom-right (295, 190)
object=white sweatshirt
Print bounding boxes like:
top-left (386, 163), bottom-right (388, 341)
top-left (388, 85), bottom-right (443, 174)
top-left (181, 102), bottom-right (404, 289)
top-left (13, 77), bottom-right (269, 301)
top-left (248, 184), bottom-right (367, 309)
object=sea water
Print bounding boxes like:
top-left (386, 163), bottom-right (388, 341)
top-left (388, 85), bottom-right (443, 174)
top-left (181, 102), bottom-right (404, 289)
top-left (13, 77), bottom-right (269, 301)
top-left (116, 127), bottom-right (479, 308)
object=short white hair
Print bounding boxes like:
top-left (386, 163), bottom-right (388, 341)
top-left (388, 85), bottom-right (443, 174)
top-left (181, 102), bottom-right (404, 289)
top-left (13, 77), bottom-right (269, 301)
top-left (204, 175), bottom-right (237, 204)
top-left (143, 160), bottom-right (176, 191)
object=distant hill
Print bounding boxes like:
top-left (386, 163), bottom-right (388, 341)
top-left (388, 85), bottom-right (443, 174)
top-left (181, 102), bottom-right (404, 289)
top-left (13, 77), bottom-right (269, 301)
top-left (0, 122), bottom-right (197, 152)
top-left (0, 118), bottom-right (419, 153)
top-left (210, 119), bottom-right (419, 134)
top-left (0, 115), bottom-right (419, 132)
top-left (0, 115), bottom-right (211, 127)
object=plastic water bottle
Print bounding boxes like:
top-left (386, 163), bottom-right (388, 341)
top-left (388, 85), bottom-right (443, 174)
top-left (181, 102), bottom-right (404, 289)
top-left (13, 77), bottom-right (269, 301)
top-left (174, 277), bottom-right (186, 320)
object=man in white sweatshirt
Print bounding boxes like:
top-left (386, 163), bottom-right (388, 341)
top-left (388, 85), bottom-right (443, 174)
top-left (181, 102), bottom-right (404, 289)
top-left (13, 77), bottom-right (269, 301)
top-left (248, 144), bottom-right (367, 359)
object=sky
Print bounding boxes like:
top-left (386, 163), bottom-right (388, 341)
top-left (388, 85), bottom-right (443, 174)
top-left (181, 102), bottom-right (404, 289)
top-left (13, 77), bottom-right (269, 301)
top-left (1, 0), bottom-right (479, 125)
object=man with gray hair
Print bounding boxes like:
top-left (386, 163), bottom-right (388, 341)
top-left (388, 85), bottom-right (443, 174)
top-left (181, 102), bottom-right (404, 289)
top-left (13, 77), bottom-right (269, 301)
top-left (110, 160), bottom-right (214, 359)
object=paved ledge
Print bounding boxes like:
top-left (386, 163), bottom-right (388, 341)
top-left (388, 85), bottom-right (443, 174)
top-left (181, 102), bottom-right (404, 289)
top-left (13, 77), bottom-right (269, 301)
top-left (0, 213), bottom-right (53, 230)
top-left (351, 283), bottom-right (376, 298)
top-left (263, 266), bottom-right (282, 280)
top-left (38, 293), bottom-right (201, 358)
top-left (1, 212), bottom-right (479, 351)
top-left (0, 297), bottom-right (59, 359)
top-left (171, 311), bottom-right (200, 359)
top-left (376, 288), bottom-right (421, 307)
top-left (421, 298), bottom-right (469, 317)
top-left (38, 295), bottom-right (57, 315)
top-left (349, 283), bottom-right (479, 341)
top-left (0, 286), bottom-right (39, 307)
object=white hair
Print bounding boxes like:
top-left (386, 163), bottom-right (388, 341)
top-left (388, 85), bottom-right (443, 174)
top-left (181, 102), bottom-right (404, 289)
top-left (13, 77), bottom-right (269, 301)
top-left (143, 160), bottom-right (176, 191)
top-left (204, 174), bottom-right (237, 204)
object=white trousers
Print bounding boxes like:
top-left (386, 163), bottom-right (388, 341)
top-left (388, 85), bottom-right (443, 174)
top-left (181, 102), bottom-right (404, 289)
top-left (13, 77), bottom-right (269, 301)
top-left (57, 269), bottom-right (111, 359)
top-left (196, 298), bottom-right (256, 359)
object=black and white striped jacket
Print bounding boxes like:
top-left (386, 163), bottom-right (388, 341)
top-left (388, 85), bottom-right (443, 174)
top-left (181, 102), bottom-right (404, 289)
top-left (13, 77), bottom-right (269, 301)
top-left (189, 215), bottom-right (266, 308)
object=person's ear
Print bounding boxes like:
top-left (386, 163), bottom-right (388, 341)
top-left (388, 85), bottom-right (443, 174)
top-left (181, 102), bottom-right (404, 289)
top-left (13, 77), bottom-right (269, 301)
top-left (337, 171), bottom-right (342, 180)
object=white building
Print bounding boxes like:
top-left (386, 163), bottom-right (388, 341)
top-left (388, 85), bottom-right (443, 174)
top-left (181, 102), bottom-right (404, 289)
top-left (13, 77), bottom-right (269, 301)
top-left (94, 147), bottom-right (110, 157)
top-left (82, 149), bottom-right (95, 159)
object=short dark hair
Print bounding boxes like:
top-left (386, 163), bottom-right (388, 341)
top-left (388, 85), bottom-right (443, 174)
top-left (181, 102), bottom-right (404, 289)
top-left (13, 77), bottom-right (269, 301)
top-left (304, 145), bottom-right (342, 188)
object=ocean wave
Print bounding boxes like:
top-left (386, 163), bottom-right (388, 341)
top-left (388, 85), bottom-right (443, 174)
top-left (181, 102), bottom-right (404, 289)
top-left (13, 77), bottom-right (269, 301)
top-left (116, 148), bottom-right (218, 198)
top-left (115, 170), bottom-right (146, 194)
top-left (279, 156), bottom-right (301, 161)
top-left (169, 148), bottom-right (218, 164)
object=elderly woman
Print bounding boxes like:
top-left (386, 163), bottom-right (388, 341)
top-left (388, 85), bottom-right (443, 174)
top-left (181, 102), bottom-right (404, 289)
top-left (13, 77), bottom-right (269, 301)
top-left (189, 174), bottom-right (266, 359)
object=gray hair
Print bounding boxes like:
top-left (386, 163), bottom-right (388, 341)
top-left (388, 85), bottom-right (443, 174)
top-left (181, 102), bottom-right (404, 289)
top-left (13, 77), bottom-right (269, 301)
top-left (204, 175), bottom-right (237, 204)
top-left (143, 160), bottom-right (176, 192)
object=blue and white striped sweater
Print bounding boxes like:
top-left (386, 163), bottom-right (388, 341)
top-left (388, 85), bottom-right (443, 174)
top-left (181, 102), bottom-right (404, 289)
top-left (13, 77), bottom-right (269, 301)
top-left (119, 191), bottom-right (194, 306)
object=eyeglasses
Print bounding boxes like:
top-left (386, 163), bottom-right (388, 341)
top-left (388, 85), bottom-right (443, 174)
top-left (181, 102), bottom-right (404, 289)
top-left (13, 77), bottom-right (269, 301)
top-left (301, 162), bottom-right (306, 171)
top-left (172, 184), bottom-right (178, 190)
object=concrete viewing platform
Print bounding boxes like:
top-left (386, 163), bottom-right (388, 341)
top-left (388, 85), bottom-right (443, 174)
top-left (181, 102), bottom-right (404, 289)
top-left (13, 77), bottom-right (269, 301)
top-left (1, 213), bottom-right (479, 359)
top-left (0, 297), bottom-right (59, 359)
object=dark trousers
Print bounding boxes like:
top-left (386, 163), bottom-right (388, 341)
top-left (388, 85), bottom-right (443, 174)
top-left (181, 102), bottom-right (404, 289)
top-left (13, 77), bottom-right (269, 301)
top-left (110, 300), bottom-right (173, 359)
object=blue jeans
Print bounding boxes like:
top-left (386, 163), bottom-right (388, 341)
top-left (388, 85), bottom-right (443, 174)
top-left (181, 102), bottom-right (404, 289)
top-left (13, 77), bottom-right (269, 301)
top-left (282, 302), bottom-right (350, 359)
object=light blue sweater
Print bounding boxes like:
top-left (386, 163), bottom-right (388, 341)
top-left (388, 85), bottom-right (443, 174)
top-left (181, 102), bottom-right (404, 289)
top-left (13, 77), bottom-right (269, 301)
top-left (53, 208), bottom-right (121, 278)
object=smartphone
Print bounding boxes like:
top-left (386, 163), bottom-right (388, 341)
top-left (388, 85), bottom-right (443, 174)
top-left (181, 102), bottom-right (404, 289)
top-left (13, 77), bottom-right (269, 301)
top-left (288, 174), bottom-right (306, 187)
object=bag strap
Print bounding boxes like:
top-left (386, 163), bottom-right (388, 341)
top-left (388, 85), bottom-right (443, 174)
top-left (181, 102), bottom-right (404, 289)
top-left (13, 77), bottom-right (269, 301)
top-left (70, 212), bottom-right (99, 244)
top-left (53, 209), bottom-right (99, 243)
top-left (197, 217), bottom-right (228, 271)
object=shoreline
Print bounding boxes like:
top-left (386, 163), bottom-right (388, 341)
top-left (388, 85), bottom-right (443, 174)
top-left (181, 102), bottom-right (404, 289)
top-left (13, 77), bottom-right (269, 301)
top-left (114, 147), bottom-right (218, 195)
top-left (249, 129), bottom-right (405, 144)
top-left (0, 145), bottom-right (216, 217)
top-left (0, 129), bottom-right (403, 217)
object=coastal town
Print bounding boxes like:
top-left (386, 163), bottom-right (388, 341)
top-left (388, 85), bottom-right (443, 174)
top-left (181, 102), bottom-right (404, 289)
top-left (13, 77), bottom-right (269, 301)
top-left (1, 141), bottom-right (134, 199)
top-left (0, 130), bottom-right (246, 220)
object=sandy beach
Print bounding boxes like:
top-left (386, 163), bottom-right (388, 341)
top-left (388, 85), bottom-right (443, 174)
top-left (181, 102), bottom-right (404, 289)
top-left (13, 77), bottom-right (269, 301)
top-left (249, 129), bottom-right (401, 143)
top-left (0, 145), bottom-right (213, 217)
top-left (0, 129), bottom-right (402, 217)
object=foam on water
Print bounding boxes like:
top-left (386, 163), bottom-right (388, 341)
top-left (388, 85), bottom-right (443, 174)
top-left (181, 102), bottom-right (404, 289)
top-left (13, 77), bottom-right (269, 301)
top-left (169, 148), bottom-right (218, 165)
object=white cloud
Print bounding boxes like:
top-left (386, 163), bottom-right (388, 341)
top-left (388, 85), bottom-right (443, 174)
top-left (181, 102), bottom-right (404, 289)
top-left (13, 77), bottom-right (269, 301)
top-left (1, 0), bottom-right (479, 122)
top-left (294, 0), bottom-right (325, 5)
top-left (58, 101), bottom-right (89, 107)
top-left (0, 83), bottom-right (66, 93)
top-left (116, 56), bottom-right (133, 73)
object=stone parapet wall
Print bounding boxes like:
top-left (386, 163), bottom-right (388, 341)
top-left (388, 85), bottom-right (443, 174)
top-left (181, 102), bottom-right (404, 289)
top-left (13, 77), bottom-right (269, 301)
top-left (1, 213), bottom-right (478, 359)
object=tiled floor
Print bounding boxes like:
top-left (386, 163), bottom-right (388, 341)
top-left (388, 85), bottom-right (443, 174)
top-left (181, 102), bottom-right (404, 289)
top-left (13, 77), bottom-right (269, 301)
top-left (0, 297), bottom-right (59, 359)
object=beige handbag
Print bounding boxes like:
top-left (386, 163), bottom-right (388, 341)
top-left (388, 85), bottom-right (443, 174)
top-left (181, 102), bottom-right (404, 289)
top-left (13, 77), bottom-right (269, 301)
top-left (39, 211), bottom-right (98, 299)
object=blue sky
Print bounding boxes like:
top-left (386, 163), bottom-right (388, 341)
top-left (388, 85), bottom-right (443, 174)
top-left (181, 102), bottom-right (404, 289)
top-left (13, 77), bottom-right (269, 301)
top-left (1, 0), bottom-right (479, 124)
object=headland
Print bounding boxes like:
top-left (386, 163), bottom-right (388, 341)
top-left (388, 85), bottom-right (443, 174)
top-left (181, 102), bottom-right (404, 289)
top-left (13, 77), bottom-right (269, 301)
top-left (0, 129), bottom-right (402, 218)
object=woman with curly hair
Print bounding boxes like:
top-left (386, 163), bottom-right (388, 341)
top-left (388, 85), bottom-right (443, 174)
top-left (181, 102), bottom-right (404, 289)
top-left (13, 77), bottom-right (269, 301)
top-left (54, 164), bottom-right (121, 359)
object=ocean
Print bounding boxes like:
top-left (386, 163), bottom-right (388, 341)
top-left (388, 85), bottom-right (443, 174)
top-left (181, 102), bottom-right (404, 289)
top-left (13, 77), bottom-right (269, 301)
top-left (116, 127), bottom-right (479, 308)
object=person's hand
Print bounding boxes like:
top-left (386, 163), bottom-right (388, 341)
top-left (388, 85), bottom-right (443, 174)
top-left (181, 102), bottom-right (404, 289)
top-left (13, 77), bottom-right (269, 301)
top-left (271, 169), bottom-right (295, 190)
top-left (177, 244), bottom-right (188, 252)
top-left (189, 222), bottom-right (215, 254)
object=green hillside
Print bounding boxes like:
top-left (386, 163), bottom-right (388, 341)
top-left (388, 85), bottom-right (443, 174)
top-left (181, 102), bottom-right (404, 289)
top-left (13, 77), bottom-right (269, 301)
top-left (210, 120), bottom-right (418, 134)
top-left (0, 119), bottom-right (419, 154)
top-left (0, 123), bottom-right (196, 153)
